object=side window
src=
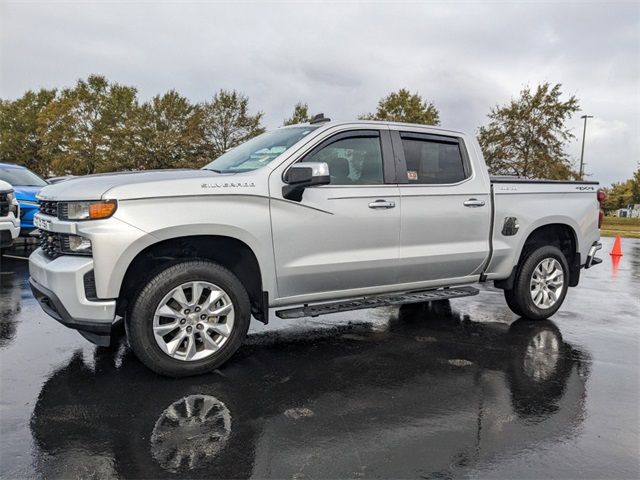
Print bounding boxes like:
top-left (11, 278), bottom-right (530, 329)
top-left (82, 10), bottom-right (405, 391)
top-left (401, 135), bottom-right (468, 184)
top-left (304, 134), bottom-right (383, 185)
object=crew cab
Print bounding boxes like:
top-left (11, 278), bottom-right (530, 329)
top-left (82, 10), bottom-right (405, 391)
top-left (28, 120), bottom-right (603, 376)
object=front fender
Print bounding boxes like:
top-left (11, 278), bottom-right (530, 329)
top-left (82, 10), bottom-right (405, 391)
top-left (100, 195), bottom-right (275, 299)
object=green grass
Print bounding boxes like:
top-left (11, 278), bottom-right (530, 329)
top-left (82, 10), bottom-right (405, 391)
top-left (601, 216), bottom-right (640, 238)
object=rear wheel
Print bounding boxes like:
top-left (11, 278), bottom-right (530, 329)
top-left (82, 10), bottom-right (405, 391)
top-left (504, 245), bottom-right (569, 320)
top-left (127, 260), bottom-right (251, 377)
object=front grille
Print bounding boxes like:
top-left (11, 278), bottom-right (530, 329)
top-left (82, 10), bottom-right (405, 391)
top-left (39, 200), bottom-right (59, 217)
top-left (39, 231), bottom-right (66, 259)
top-left (0, 192), bottom-right (8, 216)
top-left (59, 202), bottom-right (68, 219)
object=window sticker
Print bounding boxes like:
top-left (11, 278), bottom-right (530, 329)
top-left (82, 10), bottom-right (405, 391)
top-left (407, 170), bottom-right (418, 181)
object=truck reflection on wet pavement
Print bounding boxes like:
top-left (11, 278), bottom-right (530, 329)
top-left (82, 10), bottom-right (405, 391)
top-left (1, 237), bottom-right (639, 478)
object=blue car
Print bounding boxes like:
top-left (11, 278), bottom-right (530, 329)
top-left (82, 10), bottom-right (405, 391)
top-left (0, 163), bottom-right (48, 236)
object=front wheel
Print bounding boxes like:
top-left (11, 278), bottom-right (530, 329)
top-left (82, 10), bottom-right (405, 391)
top-left (127, 260), bottom-right (251, 377)
top-left (504, 245), bottom-right (569, 320)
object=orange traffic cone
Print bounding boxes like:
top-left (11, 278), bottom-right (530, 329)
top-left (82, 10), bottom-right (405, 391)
top-left (610, 235), bottom-right (623, 256)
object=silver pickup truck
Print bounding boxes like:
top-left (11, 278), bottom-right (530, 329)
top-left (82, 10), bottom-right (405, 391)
top-left (29, 120), bottom-right (603, 376)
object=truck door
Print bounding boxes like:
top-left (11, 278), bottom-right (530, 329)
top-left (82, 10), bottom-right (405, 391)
top-left (391, 129), bottom-right (491, 284)
top-left (269, 128), bottom-right (400, 301)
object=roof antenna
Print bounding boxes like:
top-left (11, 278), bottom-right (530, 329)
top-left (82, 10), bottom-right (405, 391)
top-left (309, 113), bottom-right (331, 124)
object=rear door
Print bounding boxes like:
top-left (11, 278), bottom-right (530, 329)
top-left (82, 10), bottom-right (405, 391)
top-left (391, 129), bottom-right (491, 284)
top-left (269, 127), bottom-right (401, 301)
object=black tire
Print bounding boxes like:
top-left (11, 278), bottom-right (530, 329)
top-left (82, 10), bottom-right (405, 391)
top-left (127, 260), bottom-right (251, 377)
top-left (503, 245), bottom-right (569, 320)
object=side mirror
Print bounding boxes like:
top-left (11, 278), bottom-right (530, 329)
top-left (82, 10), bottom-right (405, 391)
top-left (283, 162), bottom-right (330, 201)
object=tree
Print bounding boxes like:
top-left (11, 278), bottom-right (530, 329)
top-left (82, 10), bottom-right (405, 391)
top-left (602, 168), bottom-right (640, 212)
top-left (478, 83), bottom-right (580, 179)
top-left (201, 90), bottom-right (265, 159)
top-left (37, 74), bottom-right (138, 175)
top-left (283, 102), bottom-right (311, 125)
top-left (0, 89), bottom-right (57, 176)
top-left (128, 90), bottom-right (206, 170)
top-left (359, 88), bottom-right (440, 125)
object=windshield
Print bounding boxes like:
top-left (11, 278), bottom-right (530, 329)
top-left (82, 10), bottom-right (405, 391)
top-left (203, 126), bottom-right (318, 173)
top-left (0, 167), bottom-right (48, 187)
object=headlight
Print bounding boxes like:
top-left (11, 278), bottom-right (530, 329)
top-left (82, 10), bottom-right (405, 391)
top-left (6, 191), bottom-right (15, 203)
top-left (65, 235), bottom-right (92, 255)
top-left (61, 200), bottom-right (117, 220)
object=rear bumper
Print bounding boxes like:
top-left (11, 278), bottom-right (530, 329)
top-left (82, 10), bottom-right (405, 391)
top-left (584, 241), bottom-right (602, 269)
top-left (29, 248), bottom-right (116, 346)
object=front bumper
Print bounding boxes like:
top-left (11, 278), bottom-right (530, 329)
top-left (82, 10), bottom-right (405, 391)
top-left (0, 217), bottom-right (20, 247)
top-left (29, 248), bottom-right (117, 345)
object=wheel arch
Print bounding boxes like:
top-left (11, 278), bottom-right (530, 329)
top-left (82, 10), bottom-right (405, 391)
top-left (115, 233), bottom-right (271, 323)
top-left (495, 221), bottom-right (580, 290)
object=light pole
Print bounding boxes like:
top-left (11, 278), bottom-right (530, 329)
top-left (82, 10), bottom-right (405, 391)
top-left (579, 115), bottom-right (594, 180)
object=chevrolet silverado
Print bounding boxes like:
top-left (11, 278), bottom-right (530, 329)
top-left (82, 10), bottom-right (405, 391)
top-left (29, 119), bottom-right (603, 376)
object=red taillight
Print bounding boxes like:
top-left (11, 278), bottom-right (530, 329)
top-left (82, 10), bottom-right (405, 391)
top-left (597, 190), bottom-right (605, 229)
top-left (597, 191), bottom-right (605, 229)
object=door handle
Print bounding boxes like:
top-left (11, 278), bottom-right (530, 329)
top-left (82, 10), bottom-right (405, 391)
top-left (463, 198), bottom-right (486, 208)
top-left (368, 199), bottom-right (396, 209)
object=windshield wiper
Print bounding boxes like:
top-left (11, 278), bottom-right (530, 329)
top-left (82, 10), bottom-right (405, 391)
top-left (203, 168), bottom-right (224, 173)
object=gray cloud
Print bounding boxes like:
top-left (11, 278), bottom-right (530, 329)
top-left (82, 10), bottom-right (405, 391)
top-left (1, 0), bottom-right (638, 185)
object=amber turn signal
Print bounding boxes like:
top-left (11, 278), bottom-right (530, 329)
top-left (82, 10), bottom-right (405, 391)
top-left (88, 201), bottom-right (117, 219)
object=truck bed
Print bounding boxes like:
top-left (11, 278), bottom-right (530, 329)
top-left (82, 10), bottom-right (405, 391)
top-left (485, 176), bottom-right (601, 280)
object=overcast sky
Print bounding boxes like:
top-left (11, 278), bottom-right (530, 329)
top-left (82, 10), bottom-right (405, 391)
top-left (1, 0), bottom-right (638, 185)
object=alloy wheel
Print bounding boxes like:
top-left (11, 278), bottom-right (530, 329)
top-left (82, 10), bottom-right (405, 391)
top-left (529, 258), bottom-right (565, 309)
top-left (152, 281), bottom-right (235, 361)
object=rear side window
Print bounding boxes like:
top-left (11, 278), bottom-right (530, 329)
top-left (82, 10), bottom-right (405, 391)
top-left (400, 135), bottom-right (468, 184)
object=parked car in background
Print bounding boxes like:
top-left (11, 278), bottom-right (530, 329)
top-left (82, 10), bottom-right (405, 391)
top-left (0, 180), bottom-right (20, 250)
top-left (0, 163), bottom-right (48, 236)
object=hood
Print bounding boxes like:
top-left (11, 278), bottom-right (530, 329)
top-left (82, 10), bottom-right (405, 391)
top-left (37, 169), bottom-right (258, 201)
top-left (14, 185), bottom-right (42, 201)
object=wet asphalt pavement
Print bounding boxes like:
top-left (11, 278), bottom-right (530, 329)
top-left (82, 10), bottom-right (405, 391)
top-left (0, 236), bottom-right (639, 479)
